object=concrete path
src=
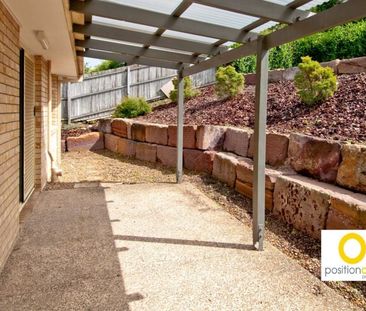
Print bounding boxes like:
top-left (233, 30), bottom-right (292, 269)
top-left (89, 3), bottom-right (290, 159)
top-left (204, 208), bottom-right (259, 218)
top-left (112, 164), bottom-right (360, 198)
top-left (0, 182), bottom-right (358, 310)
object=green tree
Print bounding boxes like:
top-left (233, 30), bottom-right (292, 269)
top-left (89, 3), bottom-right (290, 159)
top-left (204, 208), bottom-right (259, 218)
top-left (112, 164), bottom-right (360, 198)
top-left (215, 66), bottom-right (244, 98)
top-left (169, 76), bottom-right (199, 102)
top-left (87, 60), bottom-right (125, 74)
top-left (294, 56), bottom-right (337, 106)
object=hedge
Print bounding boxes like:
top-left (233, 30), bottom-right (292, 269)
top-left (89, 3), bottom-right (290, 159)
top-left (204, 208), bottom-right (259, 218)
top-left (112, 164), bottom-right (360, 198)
top-left (231, 19), bottom-right (366, 74)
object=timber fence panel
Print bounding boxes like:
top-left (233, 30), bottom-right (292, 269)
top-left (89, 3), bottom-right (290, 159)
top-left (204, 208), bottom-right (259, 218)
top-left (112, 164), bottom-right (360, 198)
top-left (62, 65), bottom-right (215, 121)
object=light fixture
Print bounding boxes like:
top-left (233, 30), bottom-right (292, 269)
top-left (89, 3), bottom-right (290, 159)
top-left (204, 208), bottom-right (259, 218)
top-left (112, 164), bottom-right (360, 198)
top-left (35, 31), bottom-right (50, 50)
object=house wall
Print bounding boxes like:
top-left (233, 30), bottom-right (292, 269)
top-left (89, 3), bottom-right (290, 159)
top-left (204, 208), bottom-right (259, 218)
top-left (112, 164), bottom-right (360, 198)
top-left (51, 75), bottom-right (61, 168)
top-left (34, 56), bottom-right (51, 189)
top-left (0, 0), bottom-right (65, 272)
top-left (0, 0), bottom-right (20, 271)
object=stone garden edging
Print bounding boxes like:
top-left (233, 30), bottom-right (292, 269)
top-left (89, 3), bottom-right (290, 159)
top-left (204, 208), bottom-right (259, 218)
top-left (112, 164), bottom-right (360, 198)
top-left (66, 118), bottom-right (366, 239)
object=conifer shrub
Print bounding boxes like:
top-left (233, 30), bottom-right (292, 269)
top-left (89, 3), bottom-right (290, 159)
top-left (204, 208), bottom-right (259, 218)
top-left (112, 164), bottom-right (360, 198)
top-left (113, 97), bottom-right (151, 118)
top-left (169, 76), bottom-right (199, 102)
top-left (215, 65), bottom-right (244, 98)
top-left (294, 56), bottom-right (337, 106)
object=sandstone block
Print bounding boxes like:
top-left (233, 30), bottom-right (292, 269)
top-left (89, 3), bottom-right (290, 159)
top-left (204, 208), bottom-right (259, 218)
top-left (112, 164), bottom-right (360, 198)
top-left (244, 73), bottom-right (256, 85)
top-left (248, 133), bottom-right (289, 167)
top-left (61, 140), bottom-right (66, 153)
top-left (104, 134), bottom-right (119, 153)
top-left (212, 152), bottom-right (240, 188)
top-left (338, 56), bottom-right (366, 74)
top-left (273, 175), bottom-right (330, 239)
top-left (135, 142), bottom-right (157, 162)
top-left (235, 180), bottom-right (273, 210)
top-left (196, 125), bottom-right (226, 150)
top-left (117, 138), bottom-right (136, 157)
top-left (336, 144), bottom-right (366, 194)
top-left (111, 119), bottom-right (132, 138)
top-left (223, 127), bottom-right (251, 157)
top-left (282, 67), bottom-right (299, 81)
top-left (168, 125), bottom-right (196, 149)
top-left (131, 122), bottom-right (146, 142)
top-left (97, 118), bottom-right (112, 134)
top-left (326, 208), bottom-right (360, 230)
top-left (183, 149), bottom-right (216, 174)
top-left (145, 124), bottom-right (168, 145)
top-left (157, 145), bottom-right (177, 167)
top-left (268, 69), bottom-right (284, 82)
top-left (236, 158), bottom-right (281, 191)
top-left (67, 132), bottom-right (104, 152)
top-left (288, 133), bottom-right (341, 183)
top-left (321, 59), bottom-right (340, 74)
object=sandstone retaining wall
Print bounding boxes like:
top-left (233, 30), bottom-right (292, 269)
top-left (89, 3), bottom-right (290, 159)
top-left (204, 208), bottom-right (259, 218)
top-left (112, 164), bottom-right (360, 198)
top-left (68, 119), bottom-right (366, 239)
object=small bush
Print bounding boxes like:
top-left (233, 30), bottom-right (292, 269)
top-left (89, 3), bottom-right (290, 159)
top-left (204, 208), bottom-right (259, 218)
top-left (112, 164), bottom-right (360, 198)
top-left (215, 65), bottom-right (244, 98)
top-left (112, 97), bottom-right (151, 118)
top-left (294, 56), bottom-right (337, 106)
top-left (169, 76), bottom-right (199, 102)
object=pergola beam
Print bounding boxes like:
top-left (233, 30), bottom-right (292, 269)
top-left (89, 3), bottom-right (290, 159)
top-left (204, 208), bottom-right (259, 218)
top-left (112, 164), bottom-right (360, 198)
top-left (73, 23), bottom-right (226, 55)
top-left (183, 0), bottom-right (366, 77)
top-left (264, 0), bottom-right (366, 49)
top-left (78, 50), bottom-right (181, 70)
top-left (76, 39), bottom-right (201, 64)
top-left (70, 0), bottom-right (258, 43)
top-left (192, 0), bottom-right (311, 24)
top-left (212, 0), bottom-right (314, 48)
top-left (183, 40), bottom-right (257, 76)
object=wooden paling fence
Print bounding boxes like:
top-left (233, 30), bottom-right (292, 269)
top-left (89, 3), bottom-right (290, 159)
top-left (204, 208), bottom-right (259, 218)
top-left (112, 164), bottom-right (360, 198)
top-left (62, 65), bottom-right (216, 122)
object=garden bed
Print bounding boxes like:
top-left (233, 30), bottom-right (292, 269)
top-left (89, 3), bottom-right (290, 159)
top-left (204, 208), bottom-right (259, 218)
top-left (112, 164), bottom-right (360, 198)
top-left (139, 73), bottom-right (366, 143)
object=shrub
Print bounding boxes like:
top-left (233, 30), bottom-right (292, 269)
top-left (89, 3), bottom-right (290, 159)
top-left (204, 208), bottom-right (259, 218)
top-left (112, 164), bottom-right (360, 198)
top-left (294, 56), bottom-right (337, 106)
top-left (215, 65), bottom-right (244, 98)
top-left (112, 97), bottom-right (151, 118)
top-left (169, 76), bottom-right (199, 102)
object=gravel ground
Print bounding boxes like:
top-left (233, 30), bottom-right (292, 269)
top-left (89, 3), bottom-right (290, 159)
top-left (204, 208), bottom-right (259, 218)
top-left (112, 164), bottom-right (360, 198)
top-left (139, 73), bottom-right (366, 143)
top-left (48, 150), bottom-right (366, 309)
top-left (46, 150), bottom-right (176, 190)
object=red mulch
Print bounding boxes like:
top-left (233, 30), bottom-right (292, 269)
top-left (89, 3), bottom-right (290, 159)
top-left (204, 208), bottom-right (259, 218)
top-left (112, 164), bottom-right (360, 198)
top-left (139, 73), bottom-right (366, 143)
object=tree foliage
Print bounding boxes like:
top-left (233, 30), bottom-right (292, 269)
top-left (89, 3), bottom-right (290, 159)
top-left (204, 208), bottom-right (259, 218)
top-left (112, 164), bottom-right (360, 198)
top-left (85, 60), bottom-right (125, 74)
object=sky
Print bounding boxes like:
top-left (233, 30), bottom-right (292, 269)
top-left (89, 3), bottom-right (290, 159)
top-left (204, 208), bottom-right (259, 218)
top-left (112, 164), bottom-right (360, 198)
top-left (84, 57), bottom-right (103, 68)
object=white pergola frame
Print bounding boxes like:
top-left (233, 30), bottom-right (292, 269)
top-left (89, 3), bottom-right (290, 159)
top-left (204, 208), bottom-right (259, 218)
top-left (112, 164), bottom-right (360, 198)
top-left (71, 0), bottom-right (366, 250)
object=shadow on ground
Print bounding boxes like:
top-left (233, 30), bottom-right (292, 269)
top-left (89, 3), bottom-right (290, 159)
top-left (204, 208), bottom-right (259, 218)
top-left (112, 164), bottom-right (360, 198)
top-left (0, 184), bottom-right (136, 310)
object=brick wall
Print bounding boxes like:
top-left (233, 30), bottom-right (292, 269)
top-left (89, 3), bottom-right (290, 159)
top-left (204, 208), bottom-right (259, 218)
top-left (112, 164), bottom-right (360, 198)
top-left (51, 75), bottom-right (61, 167)
top-left (34, 56), bottom-right (50, 189)
top-left (0, 0), bottom-right (20, 271)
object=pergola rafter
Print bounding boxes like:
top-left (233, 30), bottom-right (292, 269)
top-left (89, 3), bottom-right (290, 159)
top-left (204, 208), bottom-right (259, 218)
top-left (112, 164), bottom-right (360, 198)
top-left (212, 0), bottom-right (315, 47)
top-left (71, 0), bottom-right (366, 251)
top-left (76, 39), bottom-right (203, 64)
top-left (78, 49), bottom-right (182, 70)
top-left (73, 23), bottom-right (226, 55)
top-left (183, 0), bottom-right (366, 77)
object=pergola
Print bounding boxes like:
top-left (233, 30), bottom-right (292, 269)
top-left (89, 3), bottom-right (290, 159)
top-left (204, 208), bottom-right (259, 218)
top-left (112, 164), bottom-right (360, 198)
top-left (71, 0), bottom-right (366, 250)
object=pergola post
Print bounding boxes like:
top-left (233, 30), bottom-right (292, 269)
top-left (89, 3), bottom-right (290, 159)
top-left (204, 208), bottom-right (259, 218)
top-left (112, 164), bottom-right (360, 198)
top-left (176, 70), bottom-right (184, 183)
top-left (253, 37), bottom-right (269, 251)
